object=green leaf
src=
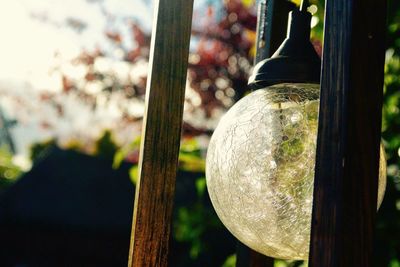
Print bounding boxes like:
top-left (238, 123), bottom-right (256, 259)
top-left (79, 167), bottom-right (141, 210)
top-left (129, 165), bottom-right (139, 184)
top-left (221, 254), bottom-right (236, 267)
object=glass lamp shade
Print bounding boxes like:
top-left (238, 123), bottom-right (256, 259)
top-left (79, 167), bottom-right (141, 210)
top-left (206, 83), bottom-right (386, 260)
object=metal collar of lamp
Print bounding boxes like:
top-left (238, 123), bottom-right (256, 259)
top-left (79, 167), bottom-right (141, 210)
top-left (206, 0), bottom-right (386, 260)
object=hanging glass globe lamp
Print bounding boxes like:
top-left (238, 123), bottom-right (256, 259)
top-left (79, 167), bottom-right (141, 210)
top-left (205, 3), bottom-right (386, 260)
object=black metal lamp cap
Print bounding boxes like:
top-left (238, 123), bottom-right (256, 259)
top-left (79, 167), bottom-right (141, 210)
top-left (248, 10), bottom-right (321, 89)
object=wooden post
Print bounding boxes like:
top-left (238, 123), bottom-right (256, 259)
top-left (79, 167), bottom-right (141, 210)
top-left (309, 0), bottom-right (387, 266)
top-left (128, 0), bottom-right (194, 266)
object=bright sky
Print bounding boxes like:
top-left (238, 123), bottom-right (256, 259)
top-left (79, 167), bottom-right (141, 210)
top-left (0, 0), bottom-right (221, 167)
top-left (0, 0), bottom-right (153, 84)
top-left (0, 0), bottom-right (154, 163)
top-left (0, 0), bottom-right (225, 86)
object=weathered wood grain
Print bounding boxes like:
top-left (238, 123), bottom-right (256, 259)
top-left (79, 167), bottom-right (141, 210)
top-left (309, 0), bottom-right (387, 266)
top-left (128, 0), bottom-right (194, 266)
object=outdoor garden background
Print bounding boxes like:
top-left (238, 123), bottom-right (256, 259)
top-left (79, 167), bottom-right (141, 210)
top-left (0, 0), bottom-right (399, 266)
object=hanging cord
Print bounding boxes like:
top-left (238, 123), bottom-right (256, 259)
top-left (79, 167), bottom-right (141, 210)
top-left (300, 0), bottom-right (310, 11)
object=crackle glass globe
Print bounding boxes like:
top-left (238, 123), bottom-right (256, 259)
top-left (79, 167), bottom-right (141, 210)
top-left (206, 83), bottom-right (386, 260)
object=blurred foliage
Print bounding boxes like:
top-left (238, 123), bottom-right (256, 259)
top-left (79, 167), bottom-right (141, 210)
top-left (113, 136), bottom-right (141, 167)
top-left (22, 0), bottom-right (400, 266)
top-left (179, 138), bottom-right (206, 172)
top-left (94, 130), bottom-right (118, 160)
top-left (0, 0), bottom-right (398, 266)
top-left (274, 260), bottom-right (306, 267)
top-left (177, 0), bottom-right (400, 266)
top-left (30, 131), bottom-right (119, 165)
top-left (30, 139), bottom-right (58, 162)
top-left (376, 1), bottom-right (400, 266)
top-left (174, 202), bottom-right (221, 259)
top-left (0, 146), bottom-right (22, 193)
top-left (222, 254), bottom-right (236, 267)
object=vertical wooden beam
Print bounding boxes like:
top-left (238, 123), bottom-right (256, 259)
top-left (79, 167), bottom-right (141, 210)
top-left (309, 0), bottom-right (387, 266)
top-left (128, 0), bottom-right (194, 266)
